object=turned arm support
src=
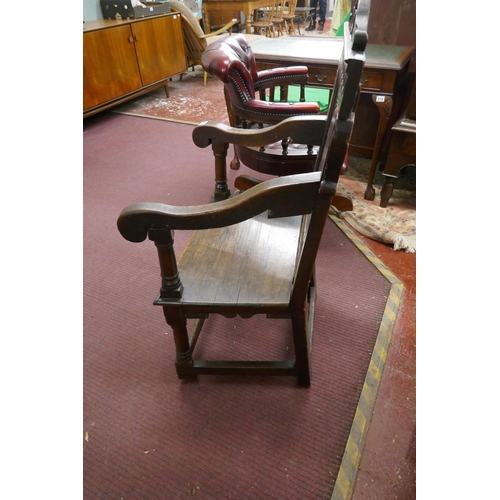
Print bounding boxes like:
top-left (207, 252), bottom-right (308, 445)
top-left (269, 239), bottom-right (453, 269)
top-left (193, 116), bottom-right (326, 201)
top-left (117, 171), bottom-right (321, 243)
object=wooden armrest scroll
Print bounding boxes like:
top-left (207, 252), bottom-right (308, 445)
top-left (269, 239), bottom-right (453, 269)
top-left (118, 172), bottom-right (321, 243)
top-left (193, 116), bottom-right (327, 149)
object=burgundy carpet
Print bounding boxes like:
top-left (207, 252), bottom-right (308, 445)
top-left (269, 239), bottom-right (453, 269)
top-left (83, 112), bottom-right (391, 499)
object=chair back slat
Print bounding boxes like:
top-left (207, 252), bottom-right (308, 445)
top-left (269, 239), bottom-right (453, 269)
top-left (283, 0), bottom-right (298, 17)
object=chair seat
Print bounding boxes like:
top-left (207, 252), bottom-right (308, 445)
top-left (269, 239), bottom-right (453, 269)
top-left (168, 211), bottom-right (302, 315)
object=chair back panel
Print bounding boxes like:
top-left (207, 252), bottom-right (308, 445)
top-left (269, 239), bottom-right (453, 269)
top-left (291, 0), bottom-right (369, 302)
top-left (201, 45), bottom-right (256, 110)
top-left (171, 0), bottom-right (207, 67)
top-left (208, 33), bottom-right (259, 81)
top-left (255, 0), bottom-right (278, 23)
top-left (182, 19), bottom-right (207, 58)
top-left (171, 0), bottom-right (205, 37)
top-left (271, 0), bottom-right (284, 21)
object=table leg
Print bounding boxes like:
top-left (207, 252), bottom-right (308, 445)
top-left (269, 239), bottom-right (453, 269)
top-left (203, 8), bottom-right (211, 33)
top-left (364, 94), bottom-right (393, 201)
top-left (245, 8), bottom-right (253, 33)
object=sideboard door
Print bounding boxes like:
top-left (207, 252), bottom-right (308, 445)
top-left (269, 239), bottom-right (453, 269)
top-left (132, 15), bottom-right (187, 87)
top-left (83, 25), bottom-right (142, 110)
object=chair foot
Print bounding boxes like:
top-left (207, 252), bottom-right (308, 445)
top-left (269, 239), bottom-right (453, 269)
top-left (230, 154), bottom-right (240, 170)
top-left (364, 185), bottom-right (375, 200)
top-left (297, 372), bottom-right (311, 388)
top-left (175, 367), bottom-right (197, 381)
top-left (175, 352), bottom-right (197, 380)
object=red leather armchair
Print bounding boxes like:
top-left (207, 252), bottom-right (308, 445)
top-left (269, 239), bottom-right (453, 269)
top-left (202, 34), bottom-right (320, 127)
top-left (201, 35), bottom-right (324, 193)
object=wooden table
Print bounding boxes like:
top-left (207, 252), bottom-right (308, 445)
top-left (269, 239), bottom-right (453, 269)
top-left (204, 0), bottom-right (269, 34)
top-left (248, 36), bottom-right (415, 200)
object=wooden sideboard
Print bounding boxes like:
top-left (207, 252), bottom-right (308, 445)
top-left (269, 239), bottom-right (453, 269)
top-left (83, 13), bottom-right (187, 118)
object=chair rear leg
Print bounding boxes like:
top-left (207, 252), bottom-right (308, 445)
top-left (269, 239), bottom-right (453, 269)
top-left (291, 312), bottom-right (311, 387)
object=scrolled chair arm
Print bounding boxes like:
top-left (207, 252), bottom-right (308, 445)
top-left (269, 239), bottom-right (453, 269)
top-left (192, 115), bottom-right (327, 149)
top-left (117, 171), bottom-right (322, 243)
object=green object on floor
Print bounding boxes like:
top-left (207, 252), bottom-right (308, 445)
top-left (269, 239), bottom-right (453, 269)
top-left (270, 85), bottom-right (330, 113)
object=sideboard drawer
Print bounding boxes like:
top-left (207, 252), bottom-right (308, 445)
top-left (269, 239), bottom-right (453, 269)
top-left (208, 9), bottom-right (239, 27)
top-left (307, 65), bottom-right (337, 86)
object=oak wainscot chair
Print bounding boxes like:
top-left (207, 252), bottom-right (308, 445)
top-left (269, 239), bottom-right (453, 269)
top-left (117, 0), bottom-right (370, 387)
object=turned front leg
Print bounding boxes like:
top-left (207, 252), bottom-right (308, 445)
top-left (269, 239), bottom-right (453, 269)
top-left (151, 229), bottom-right (195, 380)
top-left (163, 308), bottom-right (196, 380)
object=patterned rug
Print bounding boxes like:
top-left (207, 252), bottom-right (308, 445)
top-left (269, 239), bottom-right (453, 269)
top-left (331, 156), bottom-right (416, 253)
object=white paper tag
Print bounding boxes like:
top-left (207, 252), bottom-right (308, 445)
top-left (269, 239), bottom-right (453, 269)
top-left (375, 95), bottom-right (385, 102)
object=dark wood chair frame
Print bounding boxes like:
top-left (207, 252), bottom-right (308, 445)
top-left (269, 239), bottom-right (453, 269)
top-left (117, 0), bottom-right (370, 387)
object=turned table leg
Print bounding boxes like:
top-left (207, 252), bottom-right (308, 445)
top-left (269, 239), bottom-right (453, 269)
top-left (245, 8), bottom-right (253, 34)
